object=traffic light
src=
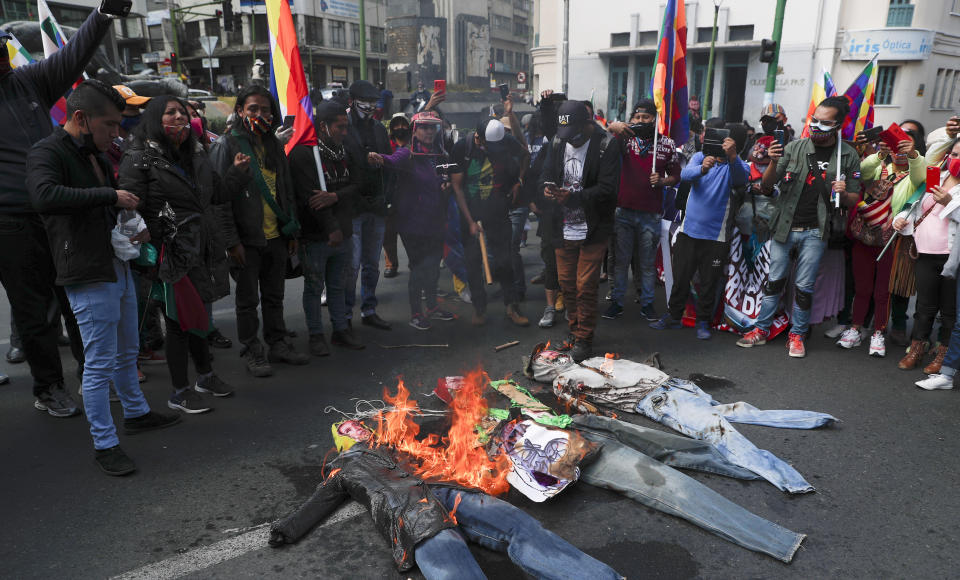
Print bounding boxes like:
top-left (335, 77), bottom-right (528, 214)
top-left (759, 39), bottom-right (777, 63)
top-left (223, 1), bottom-right (233, 31)
top-left (170, 52), bottom-right (177, 63)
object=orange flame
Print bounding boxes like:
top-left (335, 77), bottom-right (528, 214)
top-left (448, 492), bottom-right (463, 525)
top-left (374, 371), bottom-right (512, 495)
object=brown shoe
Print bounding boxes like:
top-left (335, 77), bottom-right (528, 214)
top-left (923, 344), bottom-right (948, 375)
top-left (471, 312), bottom-right (486, 326)
top-left (506, 304), bottom-right (530, 327)
top-left (898, 340), bottom-right (927, 370)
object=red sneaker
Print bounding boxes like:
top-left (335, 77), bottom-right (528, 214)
top-left (138, 350), bottom-right (166, 365)
top-left (787, 333), bottom-right (806, 358)
top-left (736, 328), bottom-right (769, 348)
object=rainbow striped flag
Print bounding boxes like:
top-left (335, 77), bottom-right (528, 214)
top-left (265, 0), bottom-right (317, 154)
top-left (841, 55), bottom-right (878, 141)
top-left (801, 69), bottom-right (839, 138)
top-left (650, 0), bottom-right (689, 146)
top-left (38, 0), bottom-right (81, 125)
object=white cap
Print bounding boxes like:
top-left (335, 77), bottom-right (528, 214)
top-left (484, 119), bottom-right (506, 143)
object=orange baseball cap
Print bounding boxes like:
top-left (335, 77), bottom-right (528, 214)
top-left (113, 85), bottom-right (151, 106)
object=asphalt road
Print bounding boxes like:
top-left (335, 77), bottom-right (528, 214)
top-left (2, 240), bottom-right (959, 579)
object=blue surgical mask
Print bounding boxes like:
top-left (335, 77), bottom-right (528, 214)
top-left (120, 115), bottom-right (141, 132)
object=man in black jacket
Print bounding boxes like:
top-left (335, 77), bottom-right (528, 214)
top-left (342, 80), bottom-right (392, 331)
top-left (211, 85), bottom-right (309, 377)
top-left (27, 80), bottom-right (180, 476)
top-left (0, 9), bottom-right (113, 418)
top-left (539, 100), bottom-right (621, 361)
top-left (289, 101), bottom-right (363, 356)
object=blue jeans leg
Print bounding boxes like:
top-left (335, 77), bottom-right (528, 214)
top-left (754, 234), bottom-right (796, 332)
top-left (791, 229), bottom-right (827, 335)
top-left (431, 487), bottom-right (622, 580)
top-left (942, 279), bottom-right (960, 373)
top-left (637, 211), bottom-right (660, 308)
top-left (611, 209), bottom-right (635, 306)
top-left (302, 241), bottom-right (326, 336)
top-left (414, 528), bottom-right (487, 580)
top-left (65, 260), bottom-right (149, 450)
top-left (348, 214), bottom-right (385, 317)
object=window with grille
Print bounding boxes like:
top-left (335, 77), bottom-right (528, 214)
top-left (886, 0), bottom-right (914, 27)
top-left (351, 23), bottom-right (360, 49)
top-left (876, 66), bottom-right (897, 105)
top-left (369, 27), bottom-right (386, 53)
top-left (611, 32), bottom-right (630, 47)
top-left (728, 25), bottom-right (754, 42)
top-left (305, 16), bottom-right (324, 45)
top-left (330, 20), bottom-right (346, 49)
top-left (696, 27), bottom-right (714, 43)
top-left (932, 68), bottom-right (960, 110)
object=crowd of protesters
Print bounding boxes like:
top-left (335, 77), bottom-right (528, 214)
top-left (3, 8), bottom-right (960, 479)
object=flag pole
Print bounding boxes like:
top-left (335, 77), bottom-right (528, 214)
top-left (835, 136), bottom-right (842, 208)
top-left (652, 112), bottom-right (659, 174)
top-left (312, 146), bottom-right (327, 191)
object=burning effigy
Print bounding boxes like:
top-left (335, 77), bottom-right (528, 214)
top-left (270, 348), bottom-right (835, 571)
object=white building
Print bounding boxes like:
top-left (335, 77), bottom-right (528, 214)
top-left (532, 0), bottom-right (960, 133)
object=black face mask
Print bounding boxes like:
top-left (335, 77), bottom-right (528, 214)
top-left (79, 117), bottom-right (98, 155)
top-left (633, 121), bottom-right (655, 140)
top-left (568, 132), bottom-right (589, 147)
top-left (761, 118), bottom-right (782, 136)
top-left (391, 128), bottom-right (411, 142)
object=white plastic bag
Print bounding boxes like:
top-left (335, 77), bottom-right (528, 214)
top-left (112, 209), bottom-right (146, 261)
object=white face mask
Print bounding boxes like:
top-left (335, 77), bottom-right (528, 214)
top-left (354, 101), bottom-right (375, 119)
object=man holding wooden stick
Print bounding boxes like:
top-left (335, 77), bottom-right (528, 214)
top-left (451, 118), bottom-right (530, 327)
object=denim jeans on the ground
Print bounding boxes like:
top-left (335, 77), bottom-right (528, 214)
top-left (755, 228), bottom-right (827, 335)
top-left (572, 414), bottom-right (805, 563)
top-left (416, 487), bottom-right (622, 580)
top-left (636, 378), bottom-right (836, 494)
top-left (345, 213), bottom-right (386, 318)
top-left (509, 207), bottom-right (528, 298)
top-left (65, 259), bottom-right (150, 450)
top-left (302, 239), bottom-right (349, 335)
top-left (611, 208), bottom-right (660, 307)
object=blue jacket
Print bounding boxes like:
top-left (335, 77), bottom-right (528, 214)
top-left (680, 152), bottom-right (749, 242)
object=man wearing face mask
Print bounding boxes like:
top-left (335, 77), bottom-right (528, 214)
top-left (759, 103), bottom-right (789, 142)
top-left (605, 99), bottom-right (681, 321)
top-left (736, 96), bottom-right (861, 358)
top-left (450, 118), bottom-right (531, 327)
top-left (27, 80), bottom-right (182, 475)
top-left (211, 85), bottom-right (309, 377)
top-left (342, 80), bottom-right (393, 331)
top-left (538, 100), bottom-right (621, 361)
top-left (0, 8), bottom-right (115, 419)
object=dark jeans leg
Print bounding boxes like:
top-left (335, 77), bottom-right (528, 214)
top-left (400, 233), bottom-right (444, 316)
top-left (260, 237), bottom-right (289, 345)
top-left (912, 254), bottom-right (945, 341)
top-left (382, 215), bottom-right (398, 271)
top-left (231, 244), bottom-right (264, 346)
top-left (694, 239), bottom-right (730, 323)
top-left (0, 215), bottom-right (65, 395)
top-left (509, 208), bottom-right (527, 298)
top-left (164, 315), bottom-right (192, 389)
top-left (486, 217), bottom-right (518, 305)
top-left (540, 240), bottom-right (559, 291)
top-left (938, 267), bottom-right (957, 344)
top-left (461, 225), bottom-right (488, 315)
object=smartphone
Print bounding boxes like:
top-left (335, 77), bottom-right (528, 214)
top-left (434, 79), bottom-right (446, 94)
top-left (927, 166), bottom-right (941, 192)
top-left (543, 181), bottom-right (557, 193)
top-left (99, 0), bottom-right (132, 17)
top-left (499, 83), bottom-right (510, 101)
top-left (862, 126), bottom-right (883, 142)
top-left (282, 115), bottom-right (296, 129)
top-left (773, 129), bottom-right (785, 148)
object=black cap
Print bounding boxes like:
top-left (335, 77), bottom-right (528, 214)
top-left (316, 100), bottom-right (347, 122)
top-left (634, 98), bottom-right (656, 117)
top-left (556, 100), bottom-right (589, 140)
top-left (349, 80), bottom-right (380, 101)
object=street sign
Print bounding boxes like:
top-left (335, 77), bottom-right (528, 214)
top-left (142, 51), bottom-right (163, 63)
top-left (198, 36), bottom-right (219, 57)
top-left (202, 58), bottom-right (220, 68)
top-left (158, 63), bottom-right (172, 74)
top-left (517, 71), bottom-right (526, 83)
top-left (517, 83), bottom-right (526, 90)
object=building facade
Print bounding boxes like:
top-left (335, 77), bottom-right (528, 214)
top-left (532, 0), bottom-right (960, 132)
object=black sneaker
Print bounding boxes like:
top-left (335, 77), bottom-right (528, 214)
top-left (34, 382), bottom-right (81, 418)
top-left (94, 445), bottom-right (136, 476)
top-left (331, 328), bottom-right (365, 350)
top-left (640, 304), bottom-right (659, 321)
top-left (383, 267), bottom-right (398, 278)
top-left (167, 390), bottom-right (213, 414)
top-left (570, 339), bottom-right (593, 362)
top-left (268, 338), bottom-right (311, 365)
top-left (195, 373), bottom-right (234, 397)
top-left (124, 410), bottom-right (182, 434)
top-left (241, 341), bottom-right (274, 378)
top-left (361, 313), bottom-right (392, 330)
top-left (207, 329), bottom-right (233, 349)
top-left (6, 345), bottom-right (25, 364)
top-left (602, 303), bottom-right (624, 319)
top-left (309, 334), bottom-right (331, 357)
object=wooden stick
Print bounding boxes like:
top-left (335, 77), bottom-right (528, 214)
top-left (494, 340), bottom-right (520, 352)
top-left (376, 343), bottom-right (449, 349)
top-left (476, 220), bottom-right (494, 284)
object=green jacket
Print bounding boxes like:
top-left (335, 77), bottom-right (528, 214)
top-left (767, 137), bottom-right (861, 243)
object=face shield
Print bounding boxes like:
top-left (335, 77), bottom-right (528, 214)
top-left (410, 112), bottom-right (445, 156)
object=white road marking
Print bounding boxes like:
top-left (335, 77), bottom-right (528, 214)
top-left (110, 501), bottom-right (365, 580)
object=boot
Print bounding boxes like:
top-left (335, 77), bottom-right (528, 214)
top-left (506, 304), bottom-right (530, 327)
top-left (923, 344), bottom-right (949, 375)
top-left (331, 328), bottom-right (365, 350)
top-left (309, 334), bottom-right (331, 357)
top-left (241, 340), bottom-right (274, 378)
top-left (898, 340), bottom-right (927, 370)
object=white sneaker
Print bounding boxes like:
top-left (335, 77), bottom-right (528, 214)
top-left (823, 320), bottom-right (846, 339)
top-left (869, 331), bottom-right (886, 358)
top-left (539, 306), bottom-right (556, 328)
top-left (916, 374), bottom-right (954, 390)
top-left (836, 327), bottom-right (862, 349)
